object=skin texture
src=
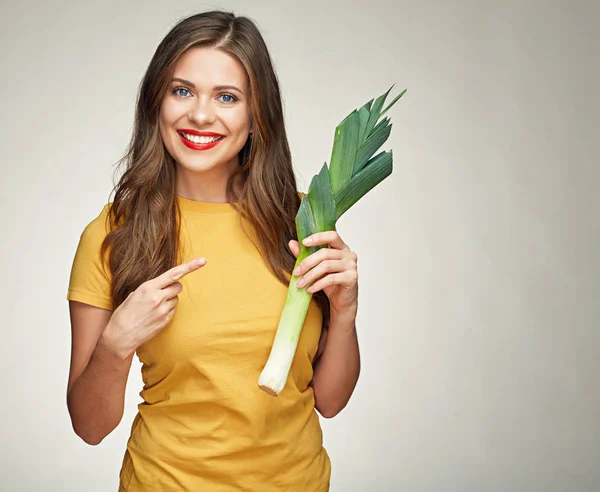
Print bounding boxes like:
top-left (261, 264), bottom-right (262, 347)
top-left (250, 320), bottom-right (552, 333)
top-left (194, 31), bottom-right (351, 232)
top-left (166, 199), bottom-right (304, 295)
top-left (159, 46), bottom-right (253, 203)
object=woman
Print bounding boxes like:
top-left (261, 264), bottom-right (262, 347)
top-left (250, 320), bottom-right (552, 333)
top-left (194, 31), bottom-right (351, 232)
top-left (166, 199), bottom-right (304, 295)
top-left (66, 10), bottom-right (360, 491)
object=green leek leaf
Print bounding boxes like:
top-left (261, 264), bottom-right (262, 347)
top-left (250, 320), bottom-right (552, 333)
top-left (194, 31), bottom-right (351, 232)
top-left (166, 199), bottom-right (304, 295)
top-left (335, 150), bottom-right (393, 220)
top-left (354, 117), bottom-right (392, 174)
top-left (295, 195), bottom-right (317, 245)
top-left (364, 84), bottom-right (395, 140)
top-left (329, 110), bottom-right (360, 193)
top-left (357, 99), bottom-right (374, 145)
top-left (380, 88), bottom-right (407, 119)
top-left (307, 163), bottom-right (337, 234)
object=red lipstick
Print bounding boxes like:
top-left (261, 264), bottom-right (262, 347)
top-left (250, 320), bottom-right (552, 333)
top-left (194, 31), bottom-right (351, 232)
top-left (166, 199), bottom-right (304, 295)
top-left (177, 129), bottom-right (226, 151)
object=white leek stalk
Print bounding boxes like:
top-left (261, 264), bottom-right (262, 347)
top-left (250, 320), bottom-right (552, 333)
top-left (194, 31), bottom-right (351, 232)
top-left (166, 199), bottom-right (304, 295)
top-left (258, 85), bottom-right (407, 396)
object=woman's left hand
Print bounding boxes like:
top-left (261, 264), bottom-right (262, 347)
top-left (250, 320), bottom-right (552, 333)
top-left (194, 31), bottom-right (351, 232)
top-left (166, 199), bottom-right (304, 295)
top-left (288, 231), bottom-right (358, 317)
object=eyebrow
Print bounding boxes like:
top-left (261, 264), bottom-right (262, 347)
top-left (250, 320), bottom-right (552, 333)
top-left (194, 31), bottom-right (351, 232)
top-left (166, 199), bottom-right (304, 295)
top-left (171, 77), bottom-right (244, 94)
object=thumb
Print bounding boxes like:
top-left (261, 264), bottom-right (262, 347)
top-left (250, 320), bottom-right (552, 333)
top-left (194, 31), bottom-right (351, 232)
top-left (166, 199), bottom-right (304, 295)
top-left (288, 239), bottom-right (300, 258)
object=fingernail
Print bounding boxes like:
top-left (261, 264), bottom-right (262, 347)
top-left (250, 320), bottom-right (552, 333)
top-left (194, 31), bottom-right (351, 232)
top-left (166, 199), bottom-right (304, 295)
top-left (303, 237), bottom-right (312, 245)
top-left (293, 267), bottom-right (301, 275)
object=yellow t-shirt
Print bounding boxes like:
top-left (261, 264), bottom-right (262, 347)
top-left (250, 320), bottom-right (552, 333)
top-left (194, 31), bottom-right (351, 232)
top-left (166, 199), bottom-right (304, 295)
top-left (66, 194), bottom-right (331, 491)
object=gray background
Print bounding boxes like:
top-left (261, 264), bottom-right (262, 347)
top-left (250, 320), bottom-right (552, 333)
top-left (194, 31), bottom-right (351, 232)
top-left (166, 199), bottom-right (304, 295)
top-left (1, 0), bottom-right (598, 490)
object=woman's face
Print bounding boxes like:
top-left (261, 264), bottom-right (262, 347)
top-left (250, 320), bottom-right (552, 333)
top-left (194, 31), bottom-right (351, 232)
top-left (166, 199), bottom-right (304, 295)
top-left (159, 47), bottom-right (253, 177)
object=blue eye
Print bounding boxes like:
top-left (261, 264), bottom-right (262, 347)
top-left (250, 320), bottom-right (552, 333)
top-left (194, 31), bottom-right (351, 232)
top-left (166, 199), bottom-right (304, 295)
top-left (219, 93), bottom-right (238, 103)
top-left (171, 87), bottom-right (238, 104)
top-left (172, 87), bottom-right (191, 98)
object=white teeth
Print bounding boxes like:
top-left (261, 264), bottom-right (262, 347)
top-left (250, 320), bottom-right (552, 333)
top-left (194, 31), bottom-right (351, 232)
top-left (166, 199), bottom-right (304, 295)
top-left (181, 132), bottom-right (223, 144)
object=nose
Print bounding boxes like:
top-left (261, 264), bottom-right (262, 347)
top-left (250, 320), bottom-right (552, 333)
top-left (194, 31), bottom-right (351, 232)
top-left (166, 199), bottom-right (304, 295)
top-left (188, 95), bottom-right (217, 125)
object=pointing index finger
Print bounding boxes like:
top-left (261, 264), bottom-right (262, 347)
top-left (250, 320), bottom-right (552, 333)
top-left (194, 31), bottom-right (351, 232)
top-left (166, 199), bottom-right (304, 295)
top-left (155, 258), bottom-right (206, 289)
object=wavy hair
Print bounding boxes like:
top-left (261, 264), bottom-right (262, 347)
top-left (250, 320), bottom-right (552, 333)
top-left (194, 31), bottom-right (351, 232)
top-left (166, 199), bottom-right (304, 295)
top-left (101, 10), bottom-right (331, 334)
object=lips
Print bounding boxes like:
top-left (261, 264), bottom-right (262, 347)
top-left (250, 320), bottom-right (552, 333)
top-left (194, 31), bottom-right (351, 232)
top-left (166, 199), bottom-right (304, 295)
top-left (178, 131), bottom-right (225, 151)
top-left (177, 129), bottom-right (225, 137)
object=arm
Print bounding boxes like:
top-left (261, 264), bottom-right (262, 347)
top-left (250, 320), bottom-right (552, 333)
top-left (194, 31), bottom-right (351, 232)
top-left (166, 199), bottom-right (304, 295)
top-left (67, 301), bottom-right (133, 445)
top-left (311, 309), bottom-right (360, 418)
top-left (67, 257), bottom-right (203, 444)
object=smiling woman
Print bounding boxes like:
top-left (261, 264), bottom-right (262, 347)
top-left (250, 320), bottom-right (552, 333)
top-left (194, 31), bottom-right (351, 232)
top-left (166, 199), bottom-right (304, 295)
top-left (65, 8), bottom-right (335, 492)
top-left (159, 47), bottom-right (254, 196)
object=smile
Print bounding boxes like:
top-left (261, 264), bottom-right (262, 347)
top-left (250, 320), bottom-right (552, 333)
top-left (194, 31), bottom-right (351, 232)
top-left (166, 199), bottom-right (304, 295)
top-left (178, 131), bottom-right (225, 150)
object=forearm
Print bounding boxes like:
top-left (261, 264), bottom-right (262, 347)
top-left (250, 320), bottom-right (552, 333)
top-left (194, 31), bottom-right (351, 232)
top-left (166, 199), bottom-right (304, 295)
top-left (311, 309), bottom-right (360, 418)
top-left (67, 329), bottom-right (133, 445)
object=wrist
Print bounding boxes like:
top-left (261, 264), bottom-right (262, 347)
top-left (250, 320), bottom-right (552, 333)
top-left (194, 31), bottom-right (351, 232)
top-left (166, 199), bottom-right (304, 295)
top-left (98, 324), bottom-right (134, 363)
top-left (330, 304), bottom-right (357, 322)
top-left (329, 306), bottom-right (357, 334)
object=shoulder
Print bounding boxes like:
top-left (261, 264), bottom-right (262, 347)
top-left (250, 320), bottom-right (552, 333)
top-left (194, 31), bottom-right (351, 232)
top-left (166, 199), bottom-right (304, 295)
top-left (67, 202), bottom-right (114, 308)
top-left (79, 202), bottom-right (113, 243)
top-left (91, 202), bottom-right (113, 228)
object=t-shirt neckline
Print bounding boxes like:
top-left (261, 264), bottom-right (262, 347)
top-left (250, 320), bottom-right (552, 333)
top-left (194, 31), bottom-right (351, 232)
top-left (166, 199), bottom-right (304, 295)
top-left (176, 195), bottom-right (238, 215)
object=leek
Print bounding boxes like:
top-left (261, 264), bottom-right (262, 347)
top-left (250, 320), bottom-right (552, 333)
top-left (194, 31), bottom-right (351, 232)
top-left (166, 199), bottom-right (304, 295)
top-left (258, 85), bottom-right (406, 396)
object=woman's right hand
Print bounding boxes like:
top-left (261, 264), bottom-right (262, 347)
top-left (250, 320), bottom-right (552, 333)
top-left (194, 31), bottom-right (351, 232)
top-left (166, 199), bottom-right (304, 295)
top-left (100, 257), bottom-right (207, 359)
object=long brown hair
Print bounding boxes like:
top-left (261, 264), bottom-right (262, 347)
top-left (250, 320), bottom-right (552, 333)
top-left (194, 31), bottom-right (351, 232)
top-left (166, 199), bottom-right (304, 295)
top-left (101, 10), bottom-right (331, 333)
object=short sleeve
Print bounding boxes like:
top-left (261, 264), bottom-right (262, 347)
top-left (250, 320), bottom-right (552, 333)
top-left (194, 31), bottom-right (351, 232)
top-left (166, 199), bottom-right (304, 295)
top-left (66, 204), bottom-right (114, 311)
